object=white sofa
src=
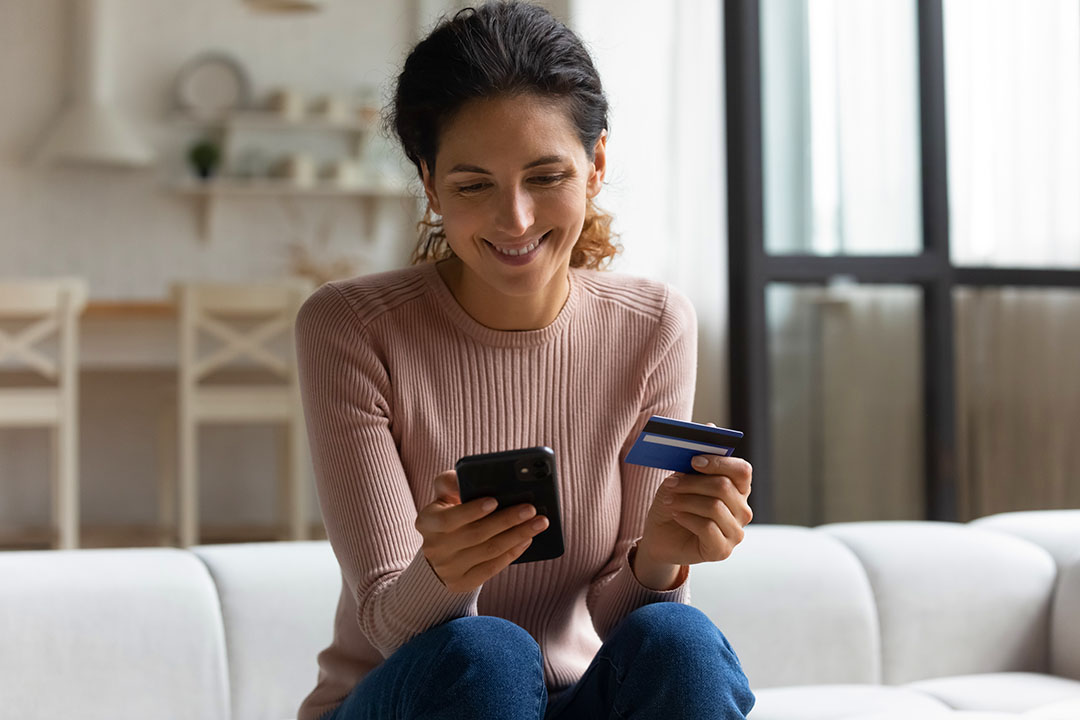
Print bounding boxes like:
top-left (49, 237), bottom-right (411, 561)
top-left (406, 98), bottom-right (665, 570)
top-left (1, 510), bottom-right (1078, 720)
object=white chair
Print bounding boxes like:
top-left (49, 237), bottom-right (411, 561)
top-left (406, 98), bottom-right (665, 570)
top-left (0, 278), bottom-right (88, 550)
top-left (163, 279), bottom-right (315, 548)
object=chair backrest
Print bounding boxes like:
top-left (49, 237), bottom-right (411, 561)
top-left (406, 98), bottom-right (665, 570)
top-left (172, 279), bottom-right (314, 385)
top-left (0, 278), bottom-right (88, 381)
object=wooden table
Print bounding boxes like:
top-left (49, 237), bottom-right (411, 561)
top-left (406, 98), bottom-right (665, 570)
top-left (79, 300), bottom-right (177, 369)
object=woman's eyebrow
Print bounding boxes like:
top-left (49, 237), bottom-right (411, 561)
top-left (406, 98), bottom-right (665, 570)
top-left (447, 155), bottom-right (567, 175)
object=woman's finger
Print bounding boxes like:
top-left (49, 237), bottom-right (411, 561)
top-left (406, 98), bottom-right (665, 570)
top-left (670, 510), bottom-right (734, 561)
top-left (434, 471), bottom-right (461, 504)
top-left (670, 487), bottom-right (747, 542)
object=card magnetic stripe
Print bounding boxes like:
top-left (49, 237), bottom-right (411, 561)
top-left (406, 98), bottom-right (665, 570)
top-left (641, 419), bottom-right (743, 446)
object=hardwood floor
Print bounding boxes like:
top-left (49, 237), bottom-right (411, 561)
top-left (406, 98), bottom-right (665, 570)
top-left (0, 523), bottom-right (329, 550)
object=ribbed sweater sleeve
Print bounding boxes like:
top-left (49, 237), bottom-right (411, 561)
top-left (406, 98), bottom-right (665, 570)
top-left (294, 283), bottom-right (480, 658)
top-left (587, 285), bottom-right (698, 640)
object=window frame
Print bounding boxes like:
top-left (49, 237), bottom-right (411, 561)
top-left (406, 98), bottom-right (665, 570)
top-left (725, 0), bottom-right (1080, 523)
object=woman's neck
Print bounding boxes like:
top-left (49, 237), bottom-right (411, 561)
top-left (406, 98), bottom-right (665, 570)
top-left (436, 257), bottom-right (571, 331)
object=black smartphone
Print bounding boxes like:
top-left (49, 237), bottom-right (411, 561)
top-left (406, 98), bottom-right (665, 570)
top-left (455, 445), bottom-right (565, 565)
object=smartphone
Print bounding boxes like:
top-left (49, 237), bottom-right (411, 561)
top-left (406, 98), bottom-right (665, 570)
top-left (455, 446), bottom-right (565, 564)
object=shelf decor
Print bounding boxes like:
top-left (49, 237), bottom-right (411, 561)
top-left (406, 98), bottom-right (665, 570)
top-left (174, 52), bottom-right (252, 122)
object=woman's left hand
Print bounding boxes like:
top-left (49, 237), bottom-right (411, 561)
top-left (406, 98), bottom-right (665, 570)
top-left (638, 424), bottom-right (753, 567)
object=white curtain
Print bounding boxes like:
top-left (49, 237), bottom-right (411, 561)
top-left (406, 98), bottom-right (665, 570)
top-left (568, 0), bottom-right (728, 428)
top-left (948, 0), bottom-right (1080, 518)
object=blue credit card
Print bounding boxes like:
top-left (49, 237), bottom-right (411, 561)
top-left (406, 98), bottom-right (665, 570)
top-left (624, 415), bottom-right (744, 474)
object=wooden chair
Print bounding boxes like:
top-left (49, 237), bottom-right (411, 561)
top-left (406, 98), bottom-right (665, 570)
top-left (163, 279), bottom-right (315, 548)
top-left (0, 278), bottom-right (88, 549)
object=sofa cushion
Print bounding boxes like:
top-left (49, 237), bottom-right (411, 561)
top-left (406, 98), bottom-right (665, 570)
top-left (191, 541), bottom-right (341, 720)
top-left (746, 684), bottom-right (950, 719)
top-left (689, 525), bottom-right (881, 689)
top-left (1023, 696), bottom-right (1080, 718)
top-left (843, 713), bottom-right (1019, 719)
top-left (970, 510), bottom-right (1080, 568)
top-left (905, 671), bottom-right (1080, 713)
top-left (821, 522), bottom-right (1058, 685)
top-left (0, 547), bottom-right (230, 720)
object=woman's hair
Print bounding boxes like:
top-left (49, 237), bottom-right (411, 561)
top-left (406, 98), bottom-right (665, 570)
top-left (385, 0), bottom-right (622, 270)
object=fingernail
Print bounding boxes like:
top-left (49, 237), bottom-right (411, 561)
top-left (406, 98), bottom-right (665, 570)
top-left (482, 498), bottom-right (497, 512)
top-left (692, 456), bottom-right (708, 468)
top-left (668, 476), bottom-right (679, 487)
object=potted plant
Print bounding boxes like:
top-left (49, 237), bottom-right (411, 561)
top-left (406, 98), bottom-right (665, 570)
top-left (187, 139), bottom-right (222, 180)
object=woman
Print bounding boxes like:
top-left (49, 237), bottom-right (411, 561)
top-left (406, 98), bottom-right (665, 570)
top-left (294, 2), bottom-right (756, 719)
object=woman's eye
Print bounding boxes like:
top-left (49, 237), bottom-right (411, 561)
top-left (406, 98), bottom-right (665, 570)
top-left (456, 175), bottom-right (564, 194)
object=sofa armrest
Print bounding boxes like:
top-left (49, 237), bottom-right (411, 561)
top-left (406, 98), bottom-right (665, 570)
top-left (0, 548), bottom-right (230, 720)
top-left (1052, 552), bottom-right (1080, 681)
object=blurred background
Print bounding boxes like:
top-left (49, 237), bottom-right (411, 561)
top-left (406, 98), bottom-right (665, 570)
top-left (0, 0), bottom-right (1076, 550)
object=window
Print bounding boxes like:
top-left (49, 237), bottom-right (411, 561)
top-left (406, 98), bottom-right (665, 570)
top-left (726, 0), bottom-right (1080, 524)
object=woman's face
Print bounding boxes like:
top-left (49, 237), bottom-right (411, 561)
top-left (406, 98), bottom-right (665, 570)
top-left (420, 93), bottom-right (606, 299)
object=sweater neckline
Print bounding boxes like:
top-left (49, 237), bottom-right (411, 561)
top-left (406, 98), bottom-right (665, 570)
top-left (420, 259), bottom-right (581, 348)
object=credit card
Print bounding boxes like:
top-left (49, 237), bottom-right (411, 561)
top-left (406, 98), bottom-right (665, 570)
top-left (624, 415), bottom-right (744, 474)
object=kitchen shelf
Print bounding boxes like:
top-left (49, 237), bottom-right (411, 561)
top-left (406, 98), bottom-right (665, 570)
top-left (172, 110), bottom-right (377, 134)
top-left (173, 176), bottom-right (409, 197)
top-left (172, 176), bottom-right (414, 239)
top-left (171, 105), bottom-right (405, 240)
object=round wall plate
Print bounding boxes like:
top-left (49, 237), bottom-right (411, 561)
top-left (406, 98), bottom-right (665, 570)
top-left (175, 52), bottom-right (252, 121)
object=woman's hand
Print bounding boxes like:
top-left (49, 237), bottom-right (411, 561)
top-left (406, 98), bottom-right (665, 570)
top-left (638, 423), bottom-right (753, 568)
top-left (415, 470), bottom-right (549, 593)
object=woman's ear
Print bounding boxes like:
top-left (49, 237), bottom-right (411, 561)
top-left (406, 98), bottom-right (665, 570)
top-left (586, 130), bottom-right (607, 199)
top-left (420, 160), bottom-right (442, 215)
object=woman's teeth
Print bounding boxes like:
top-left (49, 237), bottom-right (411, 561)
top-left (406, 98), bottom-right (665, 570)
top-left (492, 233), bottom-right (548, 256)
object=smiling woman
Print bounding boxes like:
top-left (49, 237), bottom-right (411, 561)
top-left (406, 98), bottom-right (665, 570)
top-left (292, 3), bottom-right (756, 720)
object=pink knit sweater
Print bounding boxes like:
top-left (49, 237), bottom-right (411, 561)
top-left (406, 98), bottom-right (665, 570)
top-left (294, 259), bottom-right (697, 720)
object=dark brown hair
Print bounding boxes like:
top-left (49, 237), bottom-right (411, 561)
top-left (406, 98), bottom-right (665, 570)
top-left (385, 0), bottom-right (622, 269)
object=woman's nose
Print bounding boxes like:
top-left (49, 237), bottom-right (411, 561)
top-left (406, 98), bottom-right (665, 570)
top-left (491, 185), bottom-right (534, 237)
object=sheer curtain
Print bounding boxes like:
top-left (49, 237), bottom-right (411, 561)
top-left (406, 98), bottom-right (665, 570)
top-left (947, 0), bottom-right (1080, 517)
top-left (568, 0), bottom-right (728, 427)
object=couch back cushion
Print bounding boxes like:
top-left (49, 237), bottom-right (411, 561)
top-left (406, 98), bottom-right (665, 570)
top-left (971, 510), bottom-right (1080, 569)
top-left (822, 521), bottom-right (1058, 685)
top-left (0, 547), bottom-right (230, 720)
top-left (191, 541), bottom-right (341, 720)
top-left (689, 525), bottom-right (881, 688)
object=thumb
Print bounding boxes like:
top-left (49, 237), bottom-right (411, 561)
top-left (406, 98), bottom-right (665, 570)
top-left (434, 470), bottom-right (461, 507)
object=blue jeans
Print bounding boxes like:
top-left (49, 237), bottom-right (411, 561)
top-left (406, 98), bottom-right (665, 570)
top-left (317, 602), bottom-right (755, 719)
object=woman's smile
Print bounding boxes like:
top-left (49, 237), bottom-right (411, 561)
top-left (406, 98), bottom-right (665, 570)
top-left (485, 230), bottom-right (552, 265)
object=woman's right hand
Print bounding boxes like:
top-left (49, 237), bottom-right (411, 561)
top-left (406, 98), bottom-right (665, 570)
top-left (415, 470), bottom-right (549, 593)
